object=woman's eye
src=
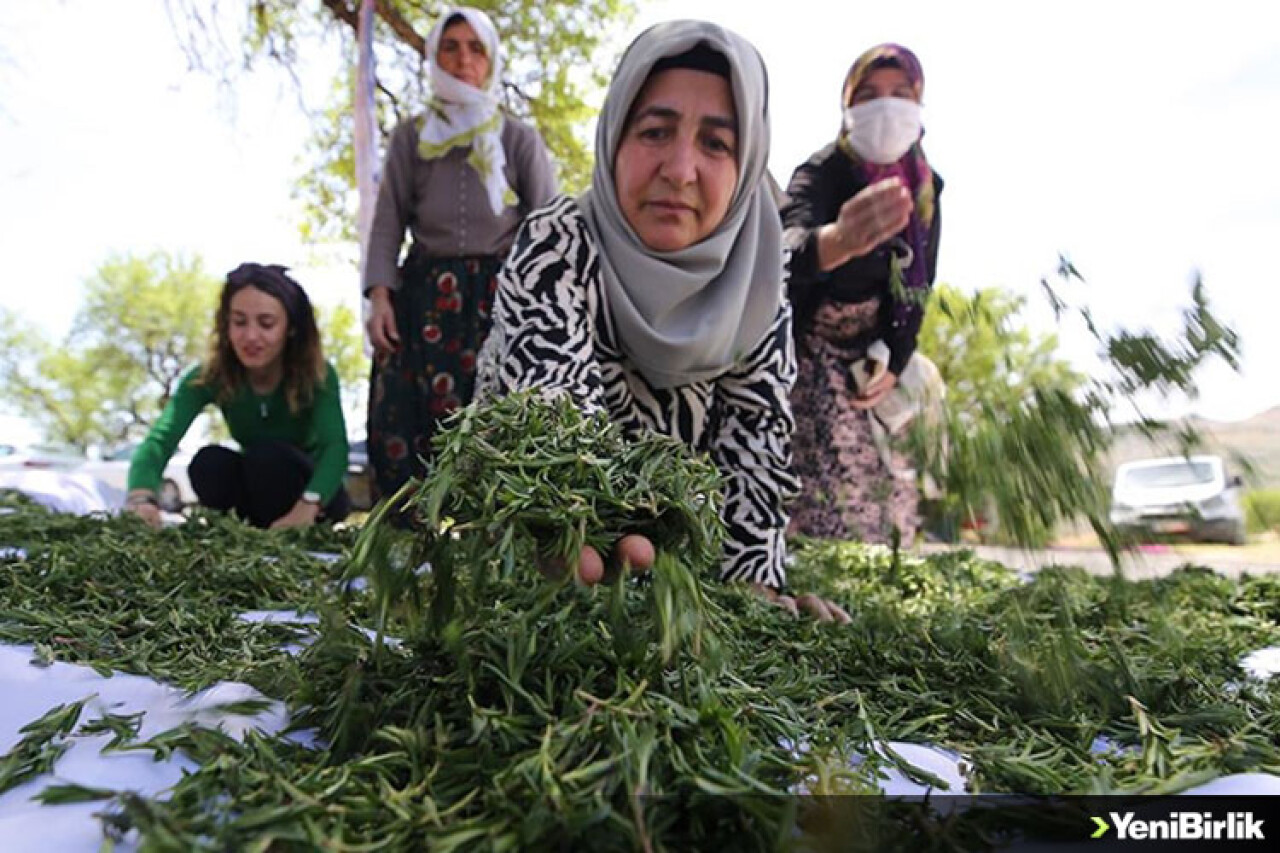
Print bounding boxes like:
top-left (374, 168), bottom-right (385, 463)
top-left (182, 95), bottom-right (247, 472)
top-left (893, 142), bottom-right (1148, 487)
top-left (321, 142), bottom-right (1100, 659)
top-left (637, 125), bottom-right (670, 141)
top-left (703, 135), bottom-right (735, 156)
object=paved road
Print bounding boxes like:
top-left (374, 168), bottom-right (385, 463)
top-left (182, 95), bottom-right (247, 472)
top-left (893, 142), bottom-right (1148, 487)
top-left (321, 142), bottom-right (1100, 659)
top-left (917, 543), bottom-right (1280, 580)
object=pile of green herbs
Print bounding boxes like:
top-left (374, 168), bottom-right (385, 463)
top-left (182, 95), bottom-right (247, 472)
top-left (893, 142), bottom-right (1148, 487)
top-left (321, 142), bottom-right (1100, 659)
top-left (2, 402), bottom-right (1280, 848)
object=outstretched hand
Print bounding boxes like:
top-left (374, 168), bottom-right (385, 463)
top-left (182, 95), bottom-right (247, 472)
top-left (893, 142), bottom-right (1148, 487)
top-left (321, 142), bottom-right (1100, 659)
top-left (819, 176), bottom-right (913, 270)
top-left (537, 535), bottom-right (850, 624)
top-left (539, 534), bottom-right (656, 585)
top-left (751, 584), bottom-right (852, 624)
top-left (130, 501), bottom-right (162, 529)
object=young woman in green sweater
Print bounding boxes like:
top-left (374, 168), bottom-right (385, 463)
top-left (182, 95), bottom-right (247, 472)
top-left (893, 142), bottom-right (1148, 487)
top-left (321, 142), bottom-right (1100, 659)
top-left (126, 263), bottom-right (350, 529)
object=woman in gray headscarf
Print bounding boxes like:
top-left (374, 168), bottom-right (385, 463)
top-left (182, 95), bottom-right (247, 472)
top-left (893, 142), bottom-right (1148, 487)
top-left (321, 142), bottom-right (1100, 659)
top-left (476, 20), bottom-right (848, 621)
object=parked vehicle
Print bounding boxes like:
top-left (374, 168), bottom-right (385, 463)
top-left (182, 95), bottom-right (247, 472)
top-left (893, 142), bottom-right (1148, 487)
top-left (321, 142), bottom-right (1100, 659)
top-left (0, 443), bottom-right (86, 473)
top-left (1109, 455), bottom-right (1247, 545)
top-left (345, 438), bottom-right (374, 512)
top-left (78, 443), bottom-right (196, 513)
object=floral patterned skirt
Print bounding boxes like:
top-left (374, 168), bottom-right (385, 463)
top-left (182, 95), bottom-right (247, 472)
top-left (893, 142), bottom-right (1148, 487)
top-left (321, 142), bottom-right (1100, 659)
top-left (368, 254), bottom-right (501, 501)
top-left (788, 299), bottom-right (920, 544)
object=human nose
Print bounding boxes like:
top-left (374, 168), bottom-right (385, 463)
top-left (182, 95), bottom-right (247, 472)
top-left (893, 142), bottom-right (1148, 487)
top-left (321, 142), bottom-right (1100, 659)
top-left (659, 136), bottom-right (698, 186)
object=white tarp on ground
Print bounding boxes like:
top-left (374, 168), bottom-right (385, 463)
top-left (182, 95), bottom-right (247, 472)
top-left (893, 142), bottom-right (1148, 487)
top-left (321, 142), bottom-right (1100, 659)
top-left (0, 471), bottom-right (124, 515)
top-left (0, 644), bottom-right (291, 852)
top-left (4, 637), bottom-right (1280, 851)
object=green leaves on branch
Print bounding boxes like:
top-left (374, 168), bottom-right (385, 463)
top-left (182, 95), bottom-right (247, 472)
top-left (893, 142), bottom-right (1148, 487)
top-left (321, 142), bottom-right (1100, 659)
top-left (350, 391), bottom-right (724, 650)
top-left (168, 0), bottom-right (637, 244)
top-left (914, 261), bottom-right (1242, 555)
top-left (0, 252), bottom-right (218, 449)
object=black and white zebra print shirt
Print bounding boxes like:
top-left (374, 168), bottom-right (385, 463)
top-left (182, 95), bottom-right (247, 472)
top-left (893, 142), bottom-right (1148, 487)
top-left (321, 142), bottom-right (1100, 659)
top-left (476, 195), bottom-right (800, 588)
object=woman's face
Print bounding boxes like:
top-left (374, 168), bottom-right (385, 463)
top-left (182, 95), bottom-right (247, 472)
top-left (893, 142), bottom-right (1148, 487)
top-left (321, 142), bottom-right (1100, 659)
top-left (228, 286), bottom-right (289, 375)
top-left (847, 66), bottom-right (916, 105)
top-left (436, 20), bottom-right (490, 89)
top-left (614, 68), bottom-right (739, 253)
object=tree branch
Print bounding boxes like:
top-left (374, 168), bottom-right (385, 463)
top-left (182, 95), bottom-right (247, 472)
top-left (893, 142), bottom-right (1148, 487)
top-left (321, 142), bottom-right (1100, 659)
top-left (320, 0), bottom-right (426, 57)
top-left (374, 0), bottom-right (426, 57)
top-left (319, 0), bottom-right (358, 30)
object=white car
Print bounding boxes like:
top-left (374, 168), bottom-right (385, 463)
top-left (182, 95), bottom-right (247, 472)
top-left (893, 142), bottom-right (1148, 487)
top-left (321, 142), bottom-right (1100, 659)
top-left (1109, 454), bottom-right (1247, 545)
top-left (79, 443), bottom-right (197, 513)
top-left (0, 443), bottom-right (86, 473)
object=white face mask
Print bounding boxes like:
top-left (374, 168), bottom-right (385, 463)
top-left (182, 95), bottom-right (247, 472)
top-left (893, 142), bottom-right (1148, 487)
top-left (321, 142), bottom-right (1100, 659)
top-left (842, 97), bottom-right (922, 164)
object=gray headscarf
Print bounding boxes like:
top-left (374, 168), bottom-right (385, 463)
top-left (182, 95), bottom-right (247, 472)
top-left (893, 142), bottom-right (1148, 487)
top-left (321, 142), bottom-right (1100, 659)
top-left (579, 20), bottom-right (783, 389)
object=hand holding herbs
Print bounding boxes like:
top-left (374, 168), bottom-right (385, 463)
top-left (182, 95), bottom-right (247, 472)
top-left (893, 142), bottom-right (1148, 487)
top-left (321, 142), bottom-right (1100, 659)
top-left (267, 498), bottom-right (321, 530)
top-left (352, 391), bottom-right (725, 631)
top-left (539, 532), bottom-right (656, 585)
top-left (124, 490), bottom-right (162, 528)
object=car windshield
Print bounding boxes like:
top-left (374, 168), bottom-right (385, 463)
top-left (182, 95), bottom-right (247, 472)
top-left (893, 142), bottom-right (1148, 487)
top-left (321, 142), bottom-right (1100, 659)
top-left (106, 443), bottom-right (139, 461)
top-left (1120, 461), bottom-right (1216, 489)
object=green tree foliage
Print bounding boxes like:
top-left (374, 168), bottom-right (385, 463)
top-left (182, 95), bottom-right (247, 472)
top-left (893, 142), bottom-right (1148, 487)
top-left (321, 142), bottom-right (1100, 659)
top-left (0, 253), bottom-right (219, 449)
top-left (911, 262), bottom-right (1241, 556)
top-left (915, 283), bottom-right (1106, 548)
top-left (315, 301), bottom-right (367, 425)
top-left (919, 283), bottom-right (1083, 414)
top-left (1243, 489), bottom-right (1280, 534)
top-left (165, 0), bottom-right (636, 245)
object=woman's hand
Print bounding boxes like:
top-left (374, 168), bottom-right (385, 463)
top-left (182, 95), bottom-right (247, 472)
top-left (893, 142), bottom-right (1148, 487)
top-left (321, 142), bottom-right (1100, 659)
top-left (817, 177), bottom-right (913, 271)
top-left (538, 534), bottom-right (656, 585)
top-left (750, 583), bottom-right (852, 624)
top-left (850, 369), bottom-right (898, 410)
top-left (269, 500), bottom-right (321, 530)
top-left (366, 286), bottom-right (401, 355)
top-left (126, 491), bottom-right (162, 529)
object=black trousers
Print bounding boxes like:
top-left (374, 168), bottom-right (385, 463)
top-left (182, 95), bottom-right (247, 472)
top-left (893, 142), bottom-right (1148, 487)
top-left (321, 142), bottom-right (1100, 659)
top-left (188, 441), bottom-right (351, 528)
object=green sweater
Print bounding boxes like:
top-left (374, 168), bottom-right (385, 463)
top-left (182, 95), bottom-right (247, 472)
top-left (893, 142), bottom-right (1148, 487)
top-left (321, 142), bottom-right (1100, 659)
top-left (128, 363), bottom-right (349, 503)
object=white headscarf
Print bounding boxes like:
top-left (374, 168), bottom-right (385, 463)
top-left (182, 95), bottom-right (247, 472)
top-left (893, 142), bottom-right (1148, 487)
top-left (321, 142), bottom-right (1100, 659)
top-left (418, 7), bottom-right (514, 215)
top-left (579, 21), bottom-right (783, 389)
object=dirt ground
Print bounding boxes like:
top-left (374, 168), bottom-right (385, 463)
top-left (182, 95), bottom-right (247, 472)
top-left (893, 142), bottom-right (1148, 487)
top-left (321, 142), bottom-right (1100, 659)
top-left (919, 534), bottom-right (1280, 580)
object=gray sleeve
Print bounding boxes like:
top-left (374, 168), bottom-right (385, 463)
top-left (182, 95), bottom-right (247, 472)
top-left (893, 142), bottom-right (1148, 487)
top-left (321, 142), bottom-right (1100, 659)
top-left (510, 122), bottom-right (559, 215)
top-left (362, 119), bottom-right (420, 295)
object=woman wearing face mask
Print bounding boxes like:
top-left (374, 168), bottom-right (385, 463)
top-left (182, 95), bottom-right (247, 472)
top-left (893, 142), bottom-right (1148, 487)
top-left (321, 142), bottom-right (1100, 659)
top-left (781, 43), bottom-right (943, 546)
top-left (126, 263), bottom-right (350, 530)
top-left (364, 6), bottom-right (557, 505)
top-left (476, 20), bottom-right (849, 622)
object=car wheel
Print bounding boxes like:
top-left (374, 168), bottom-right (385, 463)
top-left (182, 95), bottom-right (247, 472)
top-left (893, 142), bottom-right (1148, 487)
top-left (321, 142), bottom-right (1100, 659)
top-left (159, 479), bottom-right (183, 513)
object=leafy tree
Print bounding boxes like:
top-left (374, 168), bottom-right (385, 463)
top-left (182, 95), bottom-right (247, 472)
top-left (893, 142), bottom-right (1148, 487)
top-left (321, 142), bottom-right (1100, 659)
top-left (918, 283), bottom-right (1084, 414)
top-left (0, 253), bottom-right (220, 449)
top-left (165, 0), bottom-right (636, 245)
top-left (910, 262), bottom-right (1241, 556)
top-left (0, 311), bottom-right (99, 449)
top-left (316, 301), bottom-right (368, 427)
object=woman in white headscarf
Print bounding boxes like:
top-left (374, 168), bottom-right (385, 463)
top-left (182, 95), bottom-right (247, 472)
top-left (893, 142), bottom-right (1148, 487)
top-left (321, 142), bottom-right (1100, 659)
top-left (363, 6), bottom-right (557, 504)
top-left (476, 20), bottom-right (849, 622)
